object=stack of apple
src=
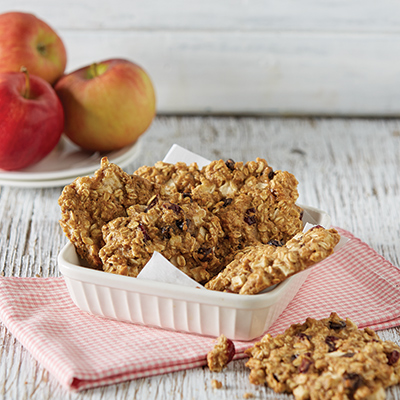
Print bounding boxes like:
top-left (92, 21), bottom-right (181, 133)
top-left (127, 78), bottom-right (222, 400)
top-left (0, 12), bottom-right (156, 171)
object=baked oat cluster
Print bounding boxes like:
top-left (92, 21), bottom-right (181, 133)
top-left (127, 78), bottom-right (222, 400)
top-left (100, 191), bottom-right (225, 283)
top-left (207, 334), bottom-right (236, 372)
top-left (58, 157), bottom-right (156, 269)
top-left (59, 156), bottom-right (340, 291)
top-left (245, 313), bottom-right (400, 399)
top-left (205, 226), bottom-right (340, 294)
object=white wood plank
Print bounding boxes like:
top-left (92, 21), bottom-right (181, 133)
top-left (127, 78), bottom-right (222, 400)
top-left (1, 116), bottom-right (400, 399)
top-left (1, 1), bottom-right (400, 114)
top-left (2, 0), bottom-right (400, 32)
top-left (56, 30), bottom-right (400, 116)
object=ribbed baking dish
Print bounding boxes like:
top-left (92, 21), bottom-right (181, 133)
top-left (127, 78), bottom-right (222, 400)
top-left (58, 204), bottom-right (331, 341)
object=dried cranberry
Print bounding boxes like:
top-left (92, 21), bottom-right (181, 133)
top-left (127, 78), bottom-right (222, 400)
top-left (223, 198), bottom-right (233, 207)
top-left (387, 350), bottom-right (400, 365)
top-left (225, 338), bottom-right (235, 363)
top-left (270, 190), bottom-right (277, 199)
top-left (182, 192), bottom-right (192, 200)
top-left (325, 336), bottom-right (339, 352)
top-left (163, 203), bottom-right (182, 214)
top-left (225, 159), bottom-right (235, 171)
top-left (176, 219), bottom-right (185, 230)
top-left (268, 170), bottom-right (275, 180)
top-left (161, 226), bottom-right (171, 240)
top-left (138, 223), bottom-right (151, 242)
top-left (198, 248), bottom-right (213, 262)
top-left (298, 358), bottom-right (313, 373)
top-left (296, 333), bottom-right (311, 341)
top-left (244, 215), bottom-right (256, 225)
top-left (329, 320), bottom-right (346, 330)
top-left (343, 373), bottom-right (363, 393)
top-left (310, 225), bottom-right (323, 231)
top-left (176, 218), bottom-right (190, 231)
top-left (267, 240), bottom-right (285, 247)
top-left (246, 207), bottom-right (256, 215)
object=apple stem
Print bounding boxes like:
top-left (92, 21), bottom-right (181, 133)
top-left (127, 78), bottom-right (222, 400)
top-left (20, 66), bottom-right (30, 99)
top-left (89, 63), bottom-right (99, 78)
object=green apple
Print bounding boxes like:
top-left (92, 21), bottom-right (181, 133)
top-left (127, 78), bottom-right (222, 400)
top-left (55, 59), bottom-right (156, 152)
top-left (0, 12), bottom-right (67, 85)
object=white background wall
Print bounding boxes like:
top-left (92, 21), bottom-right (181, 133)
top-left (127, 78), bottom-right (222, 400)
top-left (1, 1), bottom-right (400, 116)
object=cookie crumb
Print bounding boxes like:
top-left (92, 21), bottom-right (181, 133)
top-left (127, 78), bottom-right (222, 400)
top-left (243, 393), bottom-right (254, 399)
top-left (211, 379), bottom-right (223, 389)
top-left (207, 334), bottom-right (235, 372)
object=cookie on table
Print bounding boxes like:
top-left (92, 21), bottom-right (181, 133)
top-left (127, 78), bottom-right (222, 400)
top-left (99, 192), bottom-right (225, 283)
top-left (245, 313), bottom-right (400, 400)
top-left (205, 226), bottom-right (340, 294)
top-left (207, 334), bottom-right (236, 372)
top-left (58, 157), bottom-right (157, 269)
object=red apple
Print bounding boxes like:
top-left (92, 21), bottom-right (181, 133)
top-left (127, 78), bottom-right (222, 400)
top-left (0, 12), bottom-right (67, 85)
top-left (54, 58), bottom-right (156, 152)
top-left (0, 69), bottom-right (64, 171)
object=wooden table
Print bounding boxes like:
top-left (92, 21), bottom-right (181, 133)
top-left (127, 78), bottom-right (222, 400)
top-left (1, 116), bottom-right (399, 399)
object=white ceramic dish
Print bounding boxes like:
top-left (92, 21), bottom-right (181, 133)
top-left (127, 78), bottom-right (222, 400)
top-left (58, 204), bottom-right (331, 341)
top-left (0, 136), bottom-right (141, 188)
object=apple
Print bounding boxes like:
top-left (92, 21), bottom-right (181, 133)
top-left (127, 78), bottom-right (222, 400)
top-left (0, 69), bottom-right (64, 171)
top-left (54, 58), bottom-right (156, 152)
top-left (0, 12), bottom-right (67, 85)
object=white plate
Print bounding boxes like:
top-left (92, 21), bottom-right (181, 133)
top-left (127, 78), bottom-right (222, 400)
top-left (0, 136), bottom-right (142, 188)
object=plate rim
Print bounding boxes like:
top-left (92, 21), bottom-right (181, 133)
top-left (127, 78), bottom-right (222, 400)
top-left (0, 140), bottom-right (142, 188)
top-left (0, 136), bottom-right (142, 182)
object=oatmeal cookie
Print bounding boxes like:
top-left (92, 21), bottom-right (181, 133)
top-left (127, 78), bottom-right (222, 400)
top-left (245, 313), bottom-right (400, 400)
top-left (205, 226), bottom-right (340, 294)
top-left (199, 159), bottom-right (303, 263)
top-left (58, 157), bottom-right (156, 269)
top-left (198, 158), bottom-right (298, 206)
top-left (135, 161), bottom-right (202, 195)
top-left (99, 193), bottom-right (225, 283)
top-left (137, 158), bottom-right (303, 259)
top-left (60, 156), bottom-right (304, 280)
top-left (207, 334), bottom-right (236, 372)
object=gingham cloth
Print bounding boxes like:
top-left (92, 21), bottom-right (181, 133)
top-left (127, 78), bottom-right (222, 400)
top-left (0, 227), bottom-right (400, 391)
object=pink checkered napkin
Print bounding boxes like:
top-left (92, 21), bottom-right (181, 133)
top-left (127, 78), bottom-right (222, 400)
top-left (0, 227), bottom-right (399, 391)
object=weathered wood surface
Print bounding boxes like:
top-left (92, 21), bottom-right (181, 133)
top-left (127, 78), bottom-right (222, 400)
top-left (2, 1), bottom-right (400, 115)
top-left (1, 116), bottom-right (400, 399)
